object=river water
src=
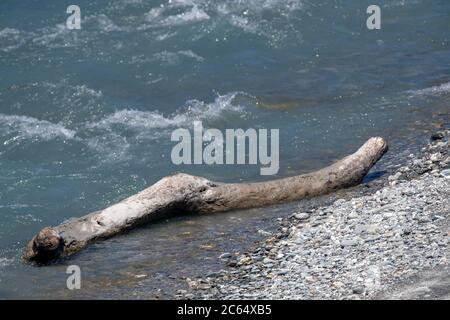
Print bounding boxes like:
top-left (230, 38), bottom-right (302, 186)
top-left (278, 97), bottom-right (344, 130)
top-left (0, 0), bottom-right (449, 298)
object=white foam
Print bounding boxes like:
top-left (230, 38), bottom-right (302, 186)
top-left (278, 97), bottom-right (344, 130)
top-left (0, 257), bottom-right (13, 268)
top-left (162, 6), bottom-right (210, 26)
top-left (93, 14), bottom-right (130, 32)
top-left (0, 0), bottom-right (306, 52)
top-left (177, 50), bottom-right (205, 61)
top-left (153, 50), bottom-right (205, 65)
top-left (211, 0), bottom-right (304, 45)
top-left (143, 4), bottom-right (210, 28)
top-left (32, 24), bottom-right (68, 47)
top-left (0, 93), bottom-right (249, 163)
top-left (409, 82), bottom-right (450, 96)
top-left (0, 114), bottom-right (76, 144)
top-left (15, 213), bottom-right (43, 224)
top-left (81, 92), bottom-right (248, 163)
top-left (0, 28), bottom-right (23, 38)
top-left (0, 24), bottom-right (82, 52)
top-left (3, 14), bottom-right (126, 52)
top-left (145, 7), bottom-right (165, 21)
top-left (0, 28), bottom-right (31, 52)
top-left (89, 92), bottom-right (245, 132)
top-left (86, 133), bottom-right (131, 163)
top-left (42, 81), bottom-right (103, 99)
top-left (90, 109), bottom-right (182, 130)
top-left (385, 0), bottom-right (421, 8)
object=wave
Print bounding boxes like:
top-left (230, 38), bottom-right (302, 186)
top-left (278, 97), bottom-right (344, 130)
top-left (0, 257), bottom-right (13, 268)
top-left (142, 2), bottom-right (210, 27)
top-left (31, 24), bottom-right (70, 47)
top-left (384, 0), bottom-right (421, 8)
top-left (408, 82), bottom-right (450, 97)
top-left (0, 15), bottom-right (126, 52)
top-left (0, 28), bottom-right (31, 52)
top-left (42, 81), bottom-right (103, 99)
top-left (92, 14), bottom-right (129, 32)
top-left (131, 50), bottom-right (204, 65)
top-left (84, 92), bottom-right (248, 163)
top-left (88, 92), bottom-right (247, 132)
top-left (140, 0), bottom-right (304, 43)
top-left (0, 28), bottom-right (20, 37)
top-left (0, 92), bottom-right (249, 162)
top-left (161, 6), bottom-right (210, 26)
top-left (154, 50), bottom-right (205, 64)
top-left (0, 0), bottom-right (306, 54)
top-left (0, 114), bottom-right (76, 145)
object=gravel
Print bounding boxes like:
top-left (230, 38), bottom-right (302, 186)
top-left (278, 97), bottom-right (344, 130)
top-left (180, 130), bottom-right (449, 300)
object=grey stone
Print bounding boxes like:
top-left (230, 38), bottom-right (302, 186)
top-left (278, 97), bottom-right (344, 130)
top-left (294, 212), bottom-right (310, 220)
top-left (188, 131), bottom-right (450, 301)
top-left (219, 252), bottom-right (232, 259)
top-left (340, 239), bottom-right (359, 247)
top-left (441, 169), bottom-right (450, 178)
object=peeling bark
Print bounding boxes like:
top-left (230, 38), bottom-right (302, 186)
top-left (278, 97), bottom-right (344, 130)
top-left (23, 137), bottom-right (388, 264)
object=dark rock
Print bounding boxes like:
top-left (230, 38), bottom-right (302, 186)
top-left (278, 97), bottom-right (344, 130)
top-left (226, 260), bottom-right (238, 267)
top-left (352, 286), bottom-right (365, 294)
top-left (430, 132), bottom-right (444, 141)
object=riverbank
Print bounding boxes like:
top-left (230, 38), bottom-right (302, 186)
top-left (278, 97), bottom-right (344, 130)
top-left (180, 130), bottom-right (449, 300)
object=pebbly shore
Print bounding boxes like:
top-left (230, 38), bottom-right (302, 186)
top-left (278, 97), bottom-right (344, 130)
top-left (179, 130), bottom-right (449, 300)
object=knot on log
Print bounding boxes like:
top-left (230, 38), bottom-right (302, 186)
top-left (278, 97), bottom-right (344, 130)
top-left (23, 227), bottom-right (64, 264)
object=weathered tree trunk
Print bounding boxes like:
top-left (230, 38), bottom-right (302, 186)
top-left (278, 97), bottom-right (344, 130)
top-left (23, 137), bottom-right (388, 264)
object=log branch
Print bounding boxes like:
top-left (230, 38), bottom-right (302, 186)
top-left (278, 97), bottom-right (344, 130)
top-left (23, 137), bottom-right (388, 264)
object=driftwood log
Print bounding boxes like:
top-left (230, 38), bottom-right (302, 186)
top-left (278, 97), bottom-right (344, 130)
top-left (24, 137), bottom-right (388, 264)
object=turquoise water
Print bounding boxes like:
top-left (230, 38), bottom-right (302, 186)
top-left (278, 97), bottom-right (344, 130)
top-left (0, 0), bottom-right (449, 298)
